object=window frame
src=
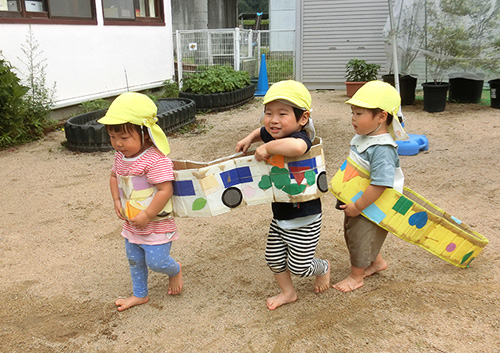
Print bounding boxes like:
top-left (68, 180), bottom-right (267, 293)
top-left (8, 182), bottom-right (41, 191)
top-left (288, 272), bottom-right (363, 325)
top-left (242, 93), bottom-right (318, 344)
top-left (102, 0), bottom-right (164, 26)
top-left (0, 0), bottom-right (97, 25)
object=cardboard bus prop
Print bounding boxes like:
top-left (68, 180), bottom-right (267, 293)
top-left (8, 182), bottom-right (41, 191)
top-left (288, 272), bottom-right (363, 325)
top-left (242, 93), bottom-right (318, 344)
top-left (328, 157), bottom-right (489, 268)
top-left (170, 137), bottom-right (328, 217)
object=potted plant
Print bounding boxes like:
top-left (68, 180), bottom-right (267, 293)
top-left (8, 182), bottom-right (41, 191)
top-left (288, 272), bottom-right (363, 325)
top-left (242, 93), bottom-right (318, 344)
top-left (382, 0), bottom-right (424, 105)
top-left (420, 2), bottom-right (466, 112)
top-left (344, 58), bottom-right (380, 97)
top-left (179, 65), bottom-right (255, 111)
top-left (445, 0), bottom-right (500, 103)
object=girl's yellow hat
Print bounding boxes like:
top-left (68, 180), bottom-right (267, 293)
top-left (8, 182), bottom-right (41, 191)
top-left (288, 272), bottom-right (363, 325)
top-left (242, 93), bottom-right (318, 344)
top-left (98, 92), bottom-right (170, 155)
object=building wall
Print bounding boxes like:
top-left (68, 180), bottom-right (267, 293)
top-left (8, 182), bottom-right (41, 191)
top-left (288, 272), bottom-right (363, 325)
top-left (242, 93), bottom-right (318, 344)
top-left (297, 0), bottom-right (390, 89)
top-left (0, 0), bottom-right (174, 108)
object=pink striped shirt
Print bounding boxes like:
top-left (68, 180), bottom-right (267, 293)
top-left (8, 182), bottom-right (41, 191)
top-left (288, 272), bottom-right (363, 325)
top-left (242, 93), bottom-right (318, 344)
top-left (112, 147), bottom-right (178, 244)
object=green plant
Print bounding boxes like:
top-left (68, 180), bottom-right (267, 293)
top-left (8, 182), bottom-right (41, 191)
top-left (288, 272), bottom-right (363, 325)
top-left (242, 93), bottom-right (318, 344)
top-left (160, 79), bottom-right (179, 98)
top-left (0, 57), bottom-right (29, 148)
top-left (181, 65), bottom-right (251, 94)
top-left (20, 28), bottom-right (56, 128)
top-left (79, 98), bottom-right (110, 113)
top-left (345, 58), bottom-right (380, 82)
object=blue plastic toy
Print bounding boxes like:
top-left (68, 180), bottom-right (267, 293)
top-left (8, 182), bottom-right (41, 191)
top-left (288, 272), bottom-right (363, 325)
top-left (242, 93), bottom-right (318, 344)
top-left (396, 134), bottom-right (429, 156)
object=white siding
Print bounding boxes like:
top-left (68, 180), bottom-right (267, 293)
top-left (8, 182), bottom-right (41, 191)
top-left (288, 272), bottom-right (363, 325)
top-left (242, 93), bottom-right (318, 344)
top-left (298, 0), bottom-right (389, 89)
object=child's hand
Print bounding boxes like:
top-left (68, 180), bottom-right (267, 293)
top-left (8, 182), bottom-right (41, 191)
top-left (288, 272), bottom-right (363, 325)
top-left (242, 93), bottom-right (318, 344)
top-left (114, 200), bottom-right (126, 220)
top-left (235, 137), bottom-right (252, 153)
top-left (130, 211), bottom-right (152, 230)
top-left (340, 202), bottom-right (362, 218)
top-left (255, 144), bottom-right (271, 161)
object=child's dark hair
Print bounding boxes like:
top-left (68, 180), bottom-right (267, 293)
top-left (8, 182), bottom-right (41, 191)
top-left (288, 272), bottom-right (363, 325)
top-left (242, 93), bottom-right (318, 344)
top-left (292, 107), bottom-right (306, 121)
top-left (106, 122), bottom-right (143, 135)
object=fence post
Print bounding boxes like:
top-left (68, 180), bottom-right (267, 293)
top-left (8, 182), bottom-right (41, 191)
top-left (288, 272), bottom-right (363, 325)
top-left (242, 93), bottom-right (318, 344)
top-left (234, 27), bottom-right (240, 71)
top-left (176, 30), bottom-right (183, 89)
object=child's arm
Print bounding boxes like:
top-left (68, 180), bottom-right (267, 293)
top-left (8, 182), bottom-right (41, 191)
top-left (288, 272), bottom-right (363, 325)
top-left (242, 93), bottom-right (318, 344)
top-left (340, 184), bottom-right (386, 218)
top-left (254, 137), bottom-right (308, 161)
top-left (129, 180), bottom-right (173, 229)
top-left (110, 171), bottom-right (126, 220)
top-left (235, 128), bottom-right (262, 153)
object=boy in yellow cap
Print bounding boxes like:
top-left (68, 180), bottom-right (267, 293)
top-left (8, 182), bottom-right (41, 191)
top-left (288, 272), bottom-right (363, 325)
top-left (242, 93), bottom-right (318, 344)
top-left (98, 92), bottom-right (182, 311)
top-left (333, 80), bottom-right (407, 292)
top-left (236, 80), bottom-right (330, 310)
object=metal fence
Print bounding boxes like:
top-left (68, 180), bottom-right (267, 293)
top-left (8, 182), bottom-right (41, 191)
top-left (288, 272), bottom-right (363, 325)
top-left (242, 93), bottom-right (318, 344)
top-left (174, 28), bottom-right (295, 89)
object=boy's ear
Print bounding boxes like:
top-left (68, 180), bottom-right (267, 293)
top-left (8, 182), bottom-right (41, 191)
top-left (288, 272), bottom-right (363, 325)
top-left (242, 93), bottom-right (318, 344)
top-left (377, 110), bottom-right (388, 124)
top-left (299, 111), bottom-right (310, 126)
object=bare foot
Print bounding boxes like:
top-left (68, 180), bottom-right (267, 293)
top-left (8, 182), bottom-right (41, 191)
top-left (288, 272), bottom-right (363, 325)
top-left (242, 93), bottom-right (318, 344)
top-left (266, 292), bottom-right (297, 311)
top-left (115, 295), bottom-right (149, 311)
top-left (364, 260), bottom-right (387, 277)
top-left (314, 260), bottom-right (330, 293)
top-left (168, 262), bottom-right (183, 295)
top-left (332, 275), bottom-right (364, 293)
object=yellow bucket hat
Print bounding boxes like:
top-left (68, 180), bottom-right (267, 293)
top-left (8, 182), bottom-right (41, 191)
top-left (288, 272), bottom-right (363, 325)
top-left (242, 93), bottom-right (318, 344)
top-left (98, 92), bottom-right (170, 155)
top-left (262, 80), bottom-right (315, 140)
top-left (263, 80), bottom-right (312, 111)
top-left (345, 80), bottom-right (408, 141)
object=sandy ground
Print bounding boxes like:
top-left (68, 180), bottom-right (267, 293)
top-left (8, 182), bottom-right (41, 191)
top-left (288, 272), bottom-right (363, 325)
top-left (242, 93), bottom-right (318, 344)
top-left (1, 90), bottom-right (499, 353)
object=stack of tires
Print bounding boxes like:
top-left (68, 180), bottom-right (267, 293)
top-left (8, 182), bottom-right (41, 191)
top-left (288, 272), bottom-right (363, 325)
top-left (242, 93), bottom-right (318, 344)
top-left (64, 98), bottom-right (196, 153)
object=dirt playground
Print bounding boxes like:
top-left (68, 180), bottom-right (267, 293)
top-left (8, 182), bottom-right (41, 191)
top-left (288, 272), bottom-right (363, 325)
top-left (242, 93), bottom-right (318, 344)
top-left (1, 90), bottom-right (499, 352)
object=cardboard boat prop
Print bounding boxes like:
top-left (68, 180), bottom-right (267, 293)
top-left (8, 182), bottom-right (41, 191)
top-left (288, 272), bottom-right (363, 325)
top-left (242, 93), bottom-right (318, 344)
top-left (169, 137), bottom-right (328, 217)
top-left (328, 157), bottom-right (488, 268)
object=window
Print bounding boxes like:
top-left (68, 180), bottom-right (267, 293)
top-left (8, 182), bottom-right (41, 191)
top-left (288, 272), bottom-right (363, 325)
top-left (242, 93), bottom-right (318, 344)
top-left (103, 0), bottom-right (164, 25)
top-left (0, 0), bottom-right (96, 23)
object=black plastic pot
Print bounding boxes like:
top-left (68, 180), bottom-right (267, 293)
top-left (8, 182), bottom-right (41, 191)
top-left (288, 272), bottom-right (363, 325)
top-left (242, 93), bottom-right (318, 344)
top-left (449, 77), bottom-right (484, 103)
top-left (422, 82), bottom-right (449, 113)
top-left (488, 79), bottom-right (500, 109)
top-left (64, 98), bottom-right (196, 153)
top-left (179, 84), bottom-right (255, 112)
top-left (382, 74), bottom-right (417, 105)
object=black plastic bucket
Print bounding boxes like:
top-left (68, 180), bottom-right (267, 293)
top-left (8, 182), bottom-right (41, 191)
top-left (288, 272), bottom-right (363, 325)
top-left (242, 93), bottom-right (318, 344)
top-left (449, 77), bottom-right (483, 103)
top-left (489, 79), bottom-right (500, 109)
top-left (382, 74), bottom-right (417, 105)
top-left (422, 82), bottom-right (449, 113)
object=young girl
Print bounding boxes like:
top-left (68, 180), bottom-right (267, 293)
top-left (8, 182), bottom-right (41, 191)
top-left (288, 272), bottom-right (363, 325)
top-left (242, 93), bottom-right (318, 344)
top-left (98, 92), bottom-right (183, 311)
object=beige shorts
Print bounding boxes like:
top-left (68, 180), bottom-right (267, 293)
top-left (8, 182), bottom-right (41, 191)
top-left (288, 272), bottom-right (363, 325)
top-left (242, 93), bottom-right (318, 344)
top-left (344, 215), bottom-right (388, 268)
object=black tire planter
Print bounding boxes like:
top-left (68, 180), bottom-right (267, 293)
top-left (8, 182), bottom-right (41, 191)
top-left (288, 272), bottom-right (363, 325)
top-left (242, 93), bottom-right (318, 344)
top-left (422, 82), bottom-right (449, 113)
top-left (179, 84), bottom-right (255, 112)
top-left (489, 79), bottom-right (500, 109)
top-left (64, 98), bottom-right (196, 153)
top-left (448, 77), bottom-right (484, 103)
top-left (382, 74), bottom-right (417, 105)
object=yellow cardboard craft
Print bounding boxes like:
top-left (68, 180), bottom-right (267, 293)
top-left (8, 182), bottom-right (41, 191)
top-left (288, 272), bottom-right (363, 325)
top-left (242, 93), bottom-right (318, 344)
top-left (171, 137), bottom-right (328, 217)
top-left (328, 157), bottom-right (488, 268)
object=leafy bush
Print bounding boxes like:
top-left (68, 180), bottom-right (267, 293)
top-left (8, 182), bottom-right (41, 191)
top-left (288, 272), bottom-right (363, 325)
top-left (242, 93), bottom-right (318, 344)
top-left (0, 58), bottom-right (30, 148)
top-left (181, 65), bottom-right (251, 94)
top-left (345, 58), bottom-right (380, 82)
top-left (160, 79), bottom-right (179, 98)
top-left (79, 98), bottom-right (110, 113)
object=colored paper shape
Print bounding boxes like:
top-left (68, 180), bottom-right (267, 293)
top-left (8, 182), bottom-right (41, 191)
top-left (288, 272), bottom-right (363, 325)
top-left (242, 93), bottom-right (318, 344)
top-left (267, 154), bottom-right (285, 168)
top-left (343, 164), bottom-right (359, 183)
top-left (126, 201), bottom-right (142, 219)
top-left (258, 175), bottom-right (272, 190)
top-left (392, 196), bottom-right (413, 215)
top-left (351, 191), bottom-right (386, 224)
top-left (269, 166), bottom-right (291, 190)
top-left (220, 166), bottom-right (252, 188)
top-left (192, 197), bottom-right (207, 211)
top-left (200, 174), bottom-right (219, 192)
top-left (408, 212), bottom-right (428, 229)
top-left (131, 175), bottom-right (151, 191)
top-left (173, 180), bottom-right (196, 196)
top-left (446, 243), bottom-right (456, 252)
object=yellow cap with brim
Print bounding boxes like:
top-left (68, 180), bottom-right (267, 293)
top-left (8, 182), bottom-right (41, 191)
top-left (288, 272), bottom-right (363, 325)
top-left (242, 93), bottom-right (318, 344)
top-left (345, 80), bottom-right (408, 141)
top-left (263, 80), bottom-right (311, 111)
top-left (98, 92), bottom-right (170, 155)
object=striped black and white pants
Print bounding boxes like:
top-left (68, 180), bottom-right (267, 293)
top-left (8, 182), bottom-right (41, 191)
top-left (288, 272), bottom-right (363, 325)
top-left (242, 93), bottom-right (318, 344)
top-left (265, 214), bottom-right (329, 277)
